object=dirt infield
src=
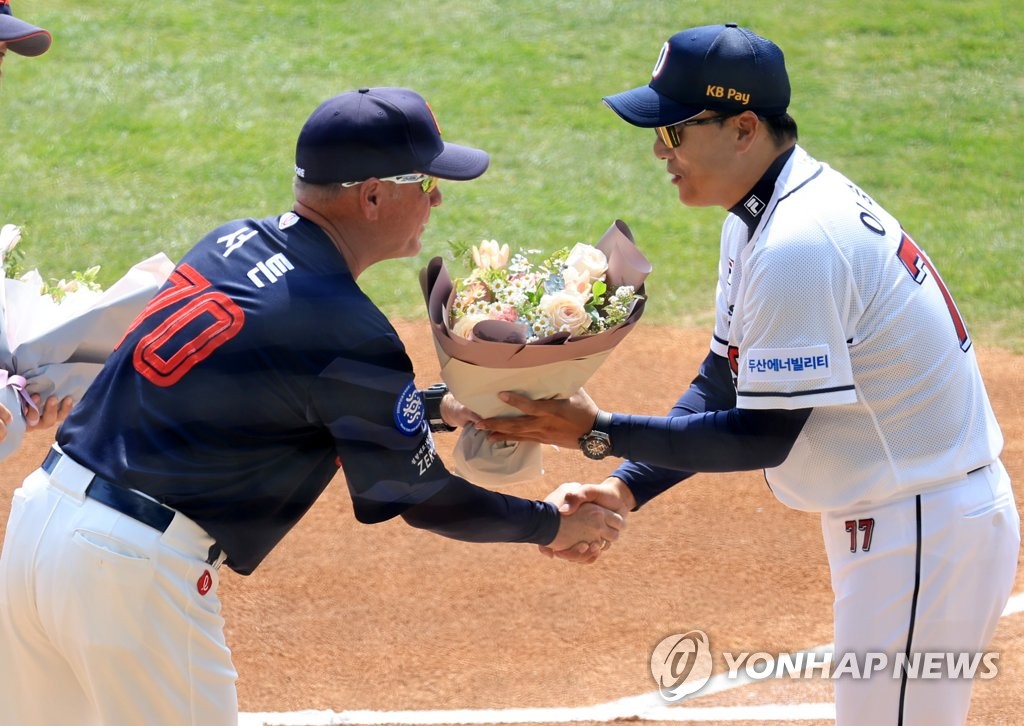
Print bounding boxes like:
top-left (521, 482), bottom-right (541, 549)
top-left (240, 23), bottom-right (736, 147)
top-left (2, 321), bottom-right (1022, 724)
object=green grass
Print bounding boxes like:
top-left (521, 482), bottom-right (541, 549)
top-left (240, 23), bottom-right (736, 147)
top-left (4, 0), bottom-right (1022, 347)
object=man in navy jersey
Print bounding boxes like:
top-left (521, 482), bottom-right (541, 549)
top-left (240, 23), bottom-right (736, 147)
top-left (0, 86), bottom-right (624, 726)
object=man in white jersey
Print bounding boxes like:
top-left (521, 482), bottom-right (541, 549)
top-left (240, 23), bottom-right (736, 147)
top-left (478, 23), bottom-right (1020, 725)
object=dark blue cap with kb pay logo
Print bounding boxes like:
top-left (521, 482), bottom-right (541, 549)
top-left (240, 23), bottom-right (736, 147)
top-left (603, 23), bottom-right (790, 128)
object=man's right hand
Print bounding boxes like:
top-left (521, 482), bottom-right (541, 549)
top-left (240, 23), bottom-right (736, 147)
top-left (544, 500), bottom-right (626, 564)
top-left (540, 478), bottom-right (637, 563)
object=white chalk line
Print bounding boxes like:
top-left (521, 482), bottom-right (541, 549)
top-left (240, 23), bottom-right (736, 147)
top-left (238, 591), bottom-right (1024, 725)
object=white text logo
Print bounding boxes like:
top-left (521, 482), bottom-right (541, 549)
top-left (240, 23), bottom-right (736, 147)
top-left (650, 633), bottom-right (1001, 701)
top-left (723, 650), bottom-right (999, 681)
top-left (218, 227), bottom-right (259, 258)
top-left (247, 253), bottom-right (294, 288)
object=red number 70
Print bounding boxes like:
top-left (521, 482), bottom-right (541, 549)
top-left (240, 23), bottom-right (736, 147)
top-left (118, 264), bottom-right (245, 387)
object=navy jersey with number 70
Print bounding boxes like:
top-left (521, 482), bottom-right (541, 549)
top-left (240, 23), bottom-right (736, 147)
top-left (57, 211), bottom-right (456, 574)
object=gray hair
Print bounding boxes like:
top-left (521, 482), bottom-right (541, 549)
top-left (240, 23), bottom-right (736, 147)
top-left (292, 177), bottom-right (350, 204)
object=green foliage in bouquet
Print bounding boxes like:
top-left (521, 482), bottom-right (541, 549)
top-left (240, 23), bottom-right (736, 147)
top-left (2, 226), bottom-right (103, 303)
top-left (447, 240), bottom-right (641, 343)
top-left (43, 266), bottom-right (103, 303)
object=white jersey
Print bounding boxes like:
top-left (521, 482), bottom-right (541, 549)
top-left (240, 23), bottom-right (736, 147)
top-left (710, 145), bottom-right (1002, 512)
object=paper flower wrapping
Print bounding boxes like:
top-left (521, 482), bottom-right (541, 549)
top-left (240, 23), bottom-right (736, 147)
top-left (420, 219), bottom-right (651, 485)
top-left (0, 224), bottom-right (174, 460)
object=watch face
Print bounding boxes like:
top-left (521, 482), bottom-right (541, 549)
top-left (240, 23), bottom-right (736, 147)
top-left (580, 431), bottom-right (611, 460)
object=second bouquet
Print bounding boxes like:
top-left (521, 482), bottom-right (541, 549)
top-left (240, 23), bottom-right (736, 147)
top-left (1, 224), bottom-right (175, 461)
top-left (421, 220), bottom-right (651, 486)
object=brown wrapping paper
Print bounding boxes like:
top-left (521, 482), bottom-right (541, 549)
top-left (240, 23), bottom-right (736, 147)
top-left (419, 220), bottom-right (651, 486)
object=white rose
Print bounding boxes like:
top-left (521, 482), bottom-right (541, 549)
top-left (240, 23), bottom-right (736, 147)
top-left (538, 290), bottom-right (591, 335)
top-left (563, 243), bottom-right (608, 282)
top-left (472, 239), bottom-right (510, 271)
top-left (451, 313), bottom-right (490, 340)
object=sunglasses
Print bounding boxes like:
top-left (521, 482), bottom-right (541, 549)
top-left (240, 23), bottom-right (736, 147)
top-left (655, 115), bottom-right (732, 149)
top-left (341, 173), bottom-right (438, 194)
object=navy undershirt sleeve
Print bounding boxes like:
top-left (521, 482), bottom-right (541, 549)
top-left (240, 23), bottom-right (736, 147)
top-left (400, 477), bottom-right (560, 546)
top-left (610, 351), bottom-right (810, 508)
top-left (608, 406), bottom-right (810, 475)
top-left (612, 350), bottom-right (736, 508)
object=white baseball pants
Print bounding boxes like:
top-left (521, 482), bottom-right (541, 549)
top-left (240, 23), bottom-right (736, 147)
top-left (822, 460), bottom-right (1019, 725)
top-left (0, 455), bottom-right (238, 725)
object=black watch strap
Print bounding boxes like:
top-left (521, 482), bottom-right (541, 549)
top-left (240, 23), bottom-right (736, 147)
top-left (421, 383), bottom-right (457, 433)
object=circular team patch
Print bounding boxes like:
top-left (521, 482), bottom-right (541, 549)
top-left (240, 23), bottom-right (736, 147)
top-left (394, 380), bottom-right (425, 436)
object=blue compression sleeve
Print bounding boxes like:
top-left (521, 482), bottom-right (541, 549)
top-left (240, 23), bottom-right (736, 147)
top-left (608, 405), bottom-right (811, 474)
top-left (612, 350), bottom-right (738, 508)
top-left (400, 477), bottom-right (560, 545)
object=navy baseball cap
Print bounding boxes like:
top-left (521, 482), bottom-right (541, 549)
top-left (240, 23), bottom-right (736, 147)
top-left (0, 0), bottom-right (51, 57)
top-left (294, 87), bottom-right (490, 185)
top-left (603, 23), bottom-right (790, 128)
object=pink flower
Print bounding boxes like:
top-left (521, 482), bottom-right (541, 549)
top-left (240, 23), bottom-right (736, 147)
top-left (471, 240), bottom-right (510, 271)
top-left (494, 305), bottom-right (519, 322)
top-left (462, 279), bottom-right (491, 302)
top-left (561, 267), bottom-right (593, 297)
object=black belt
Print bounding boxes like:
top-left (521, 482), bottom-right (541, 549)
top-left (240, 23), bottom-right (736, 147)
top-left (42, 449), bottom-right (222, 565)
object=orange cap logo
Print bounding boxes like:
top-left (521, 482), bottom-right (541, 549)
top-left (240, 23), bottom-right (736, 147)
top-left (424, 101), bottom-right (443, 135)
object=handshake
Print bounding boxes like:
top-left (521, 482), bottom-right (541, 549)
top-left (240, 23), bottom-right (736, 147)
top-left (540, 477), bottom-right (637, 564)
top-left (440, 384), bottom-right (635, 563)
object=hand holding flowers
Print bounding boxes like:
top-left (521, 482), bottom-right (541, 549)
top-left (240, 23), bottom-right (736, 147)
top-left (0, 223), bottom-right (174, 459)
top-left (0, 225), bottom-right (74, 437)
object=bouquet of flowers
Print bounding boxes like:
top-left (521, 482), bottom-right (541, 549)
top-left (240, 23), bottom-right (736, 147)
top-left (0, 224), bottom-right (175, 461)
top-left (421, 220), bottom-right (651, 485)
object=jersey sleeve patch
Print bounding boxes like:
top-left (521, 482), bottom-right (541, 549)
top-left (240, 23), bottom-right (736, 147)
top-left (743, 344), bottom-right (832, 382)
top-left (394, 381), bottom-right (425, 435)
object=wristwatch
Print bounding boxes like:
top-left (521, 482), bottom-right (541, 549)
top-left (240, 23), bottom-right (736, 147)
top-left (421, 383), bottom-right (457, 433)
top-left (578, 410), bottom-right (614, 460)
